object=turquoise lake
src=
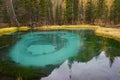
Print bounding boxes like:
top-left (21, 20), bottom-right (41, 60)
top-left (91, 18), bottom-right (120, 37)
top-left (0, 29), bottom-right (120, 80)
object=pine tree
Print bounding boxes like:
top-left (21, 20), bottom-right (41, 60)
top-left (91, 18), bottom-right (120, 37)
top-left (0, 1), bottom-right (2, 10)
top-left (26, 0), bottom-right (36, 22)
top-left (39, 0), bottom-right (47, 25)
top-left (55, 5), bottom-right (62, 25)
top-left (0, 1), bottom-right (2, 23)
top-left (85, 0), bottom-right (95, 24)
top-left (79, 0), bottom-right (85, 24)
top-left (55, 5), bottom-right (59, 24)
top-left (65, 0), bottom-right (73, 24)
top-left (0, 1), bottom-right (2, 16)
top-left (73, 0), bottom-right (79, 24)
top-left (46, 0), bottom-right (53, 25)
top-left (3, 0), bottom-right (20, 26)
top-left (14, 0), bottom-right (27, 24)
top-left (34, 0), bottom-right (40, 22)
top-left (96, 0), bottom-right (107, 25)
top-left (1, 0), bottom-right (9, 24)
top-left (111, 0), bottom-right (120, 24)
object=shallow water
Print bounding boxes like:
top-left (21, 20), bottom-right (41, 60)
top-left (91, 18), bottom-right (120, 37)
top-left (9, 31), bottom-right (82, 67)
top-left (0, 30), bottom-right (120, 80)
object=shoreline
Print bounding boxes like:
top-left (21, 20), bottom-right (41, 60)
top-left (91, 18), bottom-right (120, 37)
top-left (0, 25), bottom-right (120, 42)
top-left (95, 28), bottom-right (120, 42)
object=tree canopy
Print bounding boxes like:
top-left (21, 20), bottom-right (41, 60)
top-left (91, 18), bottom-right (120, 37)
top-left (0, 0), bottom-right (120, 26)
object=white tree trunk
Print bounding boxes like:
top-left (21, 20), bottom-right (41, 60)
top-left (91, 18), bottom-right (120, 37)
top-left (10, 0), bottom-right (20, 26)
top-left (4, 0), bottom-right (20, 26)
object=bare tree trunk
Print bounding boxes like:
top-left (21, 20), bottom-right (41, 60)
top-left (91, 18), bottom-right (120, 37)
top-left (3, 0), bottom-right (20, 26)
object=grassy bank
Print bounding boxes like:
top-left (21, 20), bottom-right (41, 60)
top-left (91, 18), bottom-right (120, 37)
top-left (0, 25), bottom-right (120, 42)
top-left (95, 28), bottom-right (120, 42)
top-left (36, 25), bottom-right (100, 30)
top-left (0, 26), bottom-right (29, 36)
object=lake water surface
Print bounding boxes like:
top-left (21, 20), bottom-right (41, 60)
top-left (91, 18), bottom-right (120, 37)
top-left (0, 30), bottom-right (120, 80)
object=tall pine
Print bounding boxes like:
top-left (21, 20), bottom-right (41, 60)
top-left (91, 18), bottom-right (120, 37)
top-left (111, 0), bottom-right (120, 24)
top-left (85, 0), bottom-right (95, 24)
top-left (39, 0), bottom-right (47, 25)
top-left (96, 0), bottom-right (107, 25)
top-left (55, 5), bottom-right (62, 25)
top-left (46, 0), bottom-right (53, 25)
top-left (65, 0), bottom-right (73, 24)
top-left (73, 0), bottom-right (79, 24)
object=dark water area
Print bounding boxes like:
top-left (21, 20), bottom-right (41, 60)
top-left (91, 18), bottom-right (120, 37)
top-left (0, 30), bottom-right (120, 80)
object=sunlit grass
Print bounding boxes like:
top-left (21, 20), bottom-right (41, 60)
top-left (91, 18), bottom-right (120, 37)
top-left (0, 27), bottom-right (17, 36)
top-left (0, 25), bottom-right (120, 42)
top-left (0, 26), bottom-right (29, 36)
top-left (37, 25), bottom-right (100, 30)
top-left (19, 26), bottom-right (29, 31)
top-left (95, 28), bottom-right (120, 41)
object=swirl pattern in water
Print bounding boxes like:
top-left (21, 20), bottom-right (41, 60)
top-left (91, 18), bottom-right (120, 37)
top-left (9, 31), bottom-right (82, 67)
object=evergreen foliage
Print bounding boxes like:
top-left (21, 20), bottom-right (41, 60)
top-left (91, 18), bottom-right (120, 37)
top-left (73, 0), bottom-right (79, 24)
top-left (55, 5), bottom-right (62, 25)
top-left (111, 0), bottom-right (120, 24)
top-left (0, 0), bottom-right (120, 26)
top-left (85, 0), bottom-right (95, 24)
top-left (65, 0), bottom-right (73, 24)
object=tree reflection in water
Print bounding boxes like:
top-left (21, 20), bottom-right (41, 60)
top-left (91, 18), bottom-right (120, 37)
top-left (0, 30), bottom-right (120, 79)
top-left (41, 51), bottom-right (120, 80)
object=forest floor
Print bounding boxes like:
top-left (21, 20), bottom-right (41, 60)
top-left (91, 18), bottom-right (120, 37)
top-left (0, 25), bottom-right (120, 42)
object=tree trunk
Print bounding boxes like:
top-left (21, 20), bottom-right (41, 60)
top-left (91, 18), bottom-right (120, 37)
top-left (3, 0), bottom-right (20, 26)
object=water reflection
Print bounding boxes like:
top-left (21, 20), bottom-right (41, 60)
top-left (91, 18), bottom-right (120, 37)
top-left (41, 30), bottom-right (120, 80)
top-left (0, 30), bottom-right (120, 79)
top-left (41, 51), bottom-right (120, 80)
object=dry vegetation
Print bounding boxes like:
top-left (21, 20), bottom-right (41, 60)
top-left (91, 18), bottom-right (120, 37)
top-left (95, 27), bottom-right (120, 42)
top-left (1, 25), bottom-right (120, 42)
top-left (36, 25), bottom-right (100, 30)
top-left (0, 26), bottom-right (29, 36)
